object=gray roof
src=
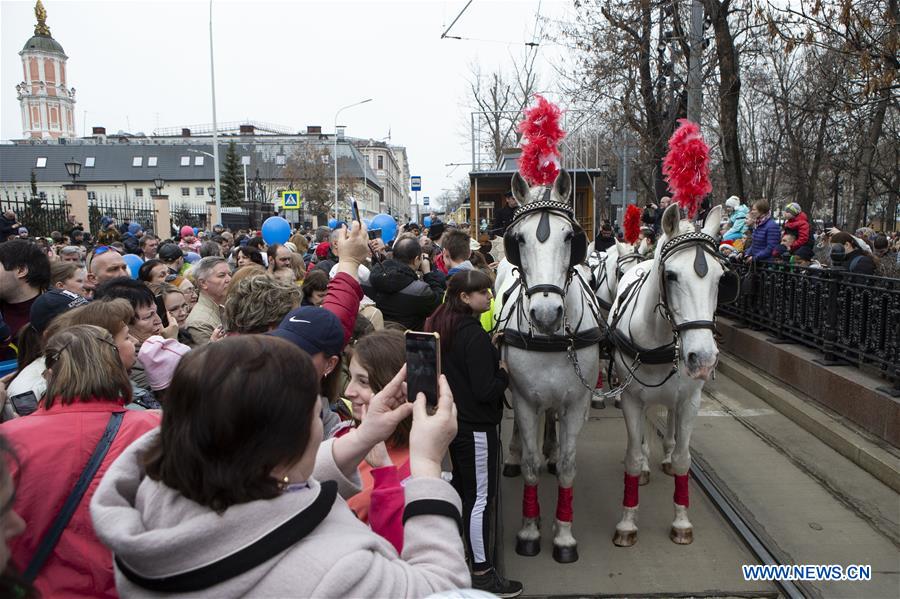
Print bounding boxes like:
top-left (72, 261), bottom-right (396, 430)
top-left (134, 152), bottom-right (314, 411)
top-left (21, 34), bottom-right (65, 56)
top-left (0, 139), bottom-right (381, 191)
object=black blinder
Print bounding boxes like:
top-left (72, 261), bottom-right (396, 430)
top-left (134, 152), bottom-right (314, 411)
top-left (718, 269), bottom-right (740, 304)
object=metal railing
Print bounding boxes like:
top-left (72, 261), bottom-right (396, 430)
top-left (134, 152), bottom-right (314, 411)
top-left (89, 194), bottom-right (157, 235)
top-left (1, 185), bottom-right (70, 238)
top-left (170, 201), bottom-right (209, 230)
top-left (718, 262), bottom-right (900, 395)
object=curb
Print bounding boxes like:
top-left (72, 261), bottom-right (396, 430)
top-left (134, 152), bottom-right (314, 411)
top-left (717, 354), bottom-right (900, 494)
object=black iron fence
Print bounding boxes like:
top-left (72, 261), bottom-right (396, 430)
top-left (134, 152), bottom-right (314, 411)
top-left (221, 201), bottom-right (276, 232)
top-left (1, 186), bottom-right (70, 238)
top-left (170, 201), bottom-right (208, 232)
top-left (89, 194), bottom-right (156, 235)
top-left (718, 262), bottom-right (900, 395)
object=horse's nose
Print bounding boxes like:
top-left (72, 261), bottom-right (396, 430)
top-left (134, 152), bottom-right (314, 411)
top-left (687, 352), bottom-right (700, 369)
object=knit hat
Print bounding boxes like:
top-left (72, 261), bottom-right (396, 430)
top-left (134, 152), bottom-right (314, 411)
top-left (270, 306), bottom-right (344, 358)
top-left (180, 225), bottom-right (194, 238)
top-left (138, 335), bottom-right (191, 391)
top-left (17, 227), bottom-right (28, 236)
top-left (793, 245), bottom-right (814, 261)
top-left (784, 202), bottom-right (801, 217)
top-left (30, 289), bottom-right (89, 334)
top-left (725, 196), bottom-right (741, 210)
top-left (315, 242), bottom-right (331, 259)
top-left (128, 222), bottom-right (142, 235)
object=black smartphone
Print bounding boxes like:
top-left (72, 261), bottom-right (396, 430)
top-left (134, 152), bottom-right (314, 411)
top-left (154, 294), bottom-right (170, 328)
top-left (368, 228), bottom-right (382, 240)
top-left (350, 199), bottom-right (361, 224)
top-left (10, 391), bottom-right (38, 416)
top-left (405, 331), bottom-right (441, 409)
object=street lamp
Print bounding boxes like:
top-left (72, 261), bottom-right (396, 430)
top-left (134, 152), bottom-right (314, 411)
top-left (334, 98), bottom-right (373, 219)
top-left (153, 175), bottom-right (165, 197)
top-left (207, 186), bottom-right (216, 199)
top-left (64, 159), bottom-right (82, 185)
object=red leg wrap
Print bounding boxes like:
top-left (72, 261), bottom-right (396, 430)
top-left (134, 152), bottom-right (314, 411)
top-left (523, 484), bottom-right (540, 519)
top-left (674, 473), bottom-right (690, 507)
top-left (623, 472), bottom-right (640, 508)
top-left (556, 486), bottom-right (574, 522)
top-left (595, 370), bottom-right (603, 388)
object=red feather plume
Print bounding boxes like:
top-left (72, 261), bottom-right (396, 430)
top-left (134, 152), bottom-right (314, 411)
top-left (623, 204), bottom-right (642, 244)
top-left (518, 95), bottom-right (566, 186)
top-left (661, 119), bottom-right (712, 218)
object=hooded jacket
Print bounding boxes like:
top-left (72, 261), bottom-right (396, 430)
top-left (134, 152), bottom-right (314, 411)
top-left (363, 260), bottom-right (446, 330)
top-left (1, 399), bottom-right (160, 598)
top-left (723, 205), bottom-right (750, 241)
top-left (440, 315), bottom-right (509, 426)
top-left (90, 431), bottom-right (470, 598)
top-left (783, 211), bottom-right (810, 251)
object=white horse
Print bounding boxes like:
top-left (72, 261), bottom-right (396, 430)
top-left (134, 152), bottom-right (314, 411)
top-left (608, 203), bottom-right (732, 547)
top-left (494, 169), bottom-right (603, 563)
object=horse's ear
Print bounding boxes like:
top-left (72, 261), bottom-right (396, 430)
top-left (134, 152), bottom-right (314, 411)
top-left (511, 172), bottom-right (530, 205)
top-left (661, 203), bottom-right (681, 238)
top-left (553, 168), bottom-right (572, 202)
top-left (615, 240), bottom-right (631, 255)
top-left (702, 205), bottom-right (724, 237)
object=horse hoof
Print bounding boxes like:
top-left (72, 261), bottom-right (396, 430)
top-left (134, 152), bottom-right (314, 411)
top-left (670, 527), bottom-right (693, 545)
top-left (552, 544), bottom-right (579, 563)
top-left (546, 462), bottom-right (558, 475)
top-left (614, 398), bottom-right (622, 409)
top-left (591, 398), bottom-right (606, 410)
top-left (661, 462), bottom-right (674, 476)
top-left (612, 530), bottom-right (637, 547)
top-left (503, 464), bottom-right (521, 478)
top-left (515, 538), bottom-right (541, 556)
top-left (639, 471), bottom-right (650, 486)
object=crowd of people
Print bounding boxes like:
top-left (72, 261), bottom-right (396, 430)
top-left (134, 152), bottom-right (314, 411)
top-left (634, 197), bottom-right (900, 277)
top-left (0, 210), bottom-right (520, 598)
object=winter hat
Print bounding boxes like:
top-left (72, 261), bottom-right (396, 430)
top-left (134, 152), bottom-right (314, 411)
top-left (158, 243), bottom-right (184, 262)
top-left (315, 242), bottom-right (331, 259)
top-left (784, 202), bottom-right (802, 217)
top-left (184, 251), bottom-right (201, 264)
top-left (180, 225), bottom-right (194, 238)
top-left (138, 335), bottom-right (191, 391)
top-left (17, 227), bottom-right (28, 236)
top-left (725, 196), bottom-right (741, 210)
top-left (100, 216), bottom-right (113, 228)
top-left (793, 245), bottom-right (814, 261)
top-left (128, 222), bottom-right (142, 235)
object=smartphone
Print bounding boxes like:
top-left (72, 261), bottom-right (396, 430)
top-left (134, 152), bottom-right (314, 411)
top-left (368, 228), bottom-right (382, 240)
top-left (405, 331), bottom-right (440, 409)
top-left (154, 294), bottom-right (170, 328)
top-left (10, 391), bottom-right (38, 416)
top-left (350, 198), bottom-right (361, 224)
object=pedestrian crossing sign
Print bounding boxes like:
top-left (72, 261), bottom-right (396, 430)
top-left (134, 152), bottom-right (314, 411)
top-left (281, 190), bottom-right (301, 210)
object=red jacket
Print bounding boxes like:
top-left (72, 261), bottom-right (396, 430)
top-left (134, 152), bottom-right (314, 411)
top-left (322, 272), bottom-right (363, 348)
top-left (2, 399), bottom-right (160, 598)
top-left (346, 444), bottom-right (410, 553)
top-left (784, 212), bottom-right (810, 251)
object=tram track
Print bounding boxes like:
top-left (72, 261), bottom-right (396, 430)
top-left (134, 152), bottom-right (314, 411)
top-left (647, 410), bottom-right (809, 599)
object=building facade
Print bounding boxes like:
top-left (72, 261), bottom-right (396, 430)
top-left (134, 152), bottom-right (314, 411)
top-left (16, 1), bottom-right (77, 140)
top-left (355, 139), bottom-right (411, 219)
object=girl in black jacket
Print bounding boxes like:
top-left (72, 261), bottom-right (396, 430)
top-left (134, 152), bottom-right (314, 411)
top-left (424, 270), bottom-right (521, 598)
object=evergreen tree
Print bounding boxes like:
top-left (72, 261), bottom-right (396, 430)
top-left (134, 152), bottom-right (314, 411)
top-left (220, 141), bottom-right (245, 207)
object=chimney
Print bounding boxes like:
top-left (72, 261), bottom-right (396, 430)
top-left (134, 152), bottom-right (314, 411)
top-left (92, 126), bottom-right (106, 135)
top-left (306, 125), bottom-right (322, 134)
top-left (181, 128), bottom-right (191, 137)
top-left (239, 124), bottom-right (255, 135)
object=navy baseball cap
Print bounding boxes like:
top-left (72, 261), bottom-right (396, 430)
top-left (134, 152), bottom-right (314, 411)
top-left (30, 289), bottom-right (89, 333)
top-left (270, 306), bottom-right (345, 357)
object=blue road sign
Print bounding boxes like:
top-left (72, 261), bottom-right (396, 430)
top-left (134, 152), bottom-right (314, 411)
top-left (411, 176), bottom-right (422, 191)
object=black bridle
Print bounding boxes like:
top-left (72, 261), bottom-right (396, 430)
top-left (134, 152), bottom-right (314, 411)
top-left (655, 231), bottom-right (725, 334)
top-left (508, 198), bottom-right (578, 300)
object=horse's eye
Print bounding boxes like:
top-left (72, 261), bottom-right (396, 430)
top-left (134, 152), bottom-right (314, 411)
top-left (666, 271), bottom-right (678, 282)
top-left (565, 231), bottom-right (574, 241)
top-left (517, 234), bottom-right (525, 245)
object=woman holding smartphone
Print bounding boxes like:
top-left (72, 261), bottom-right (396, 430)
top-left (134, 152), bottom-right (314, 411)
top-left (424, 270), bottom-right (522, 598)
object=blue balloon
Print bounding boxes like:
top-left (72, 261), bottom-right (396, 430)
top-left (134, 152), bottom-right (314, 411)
top-left (122, 253), bottom-right (143, 280)
top-left (261, 216), bottom-right (291, 245)
top-left (423, 216), bottom-right (432, 228)
top-left (328, 218), bottom-right (339, 229)
top-left (192, 227), bottom-right (199, 235)
top-left (370, 213), bottom-right (398, 244)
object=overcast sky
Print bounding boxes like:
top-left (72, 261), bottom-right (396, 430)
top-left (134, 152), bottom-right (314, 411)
top-left (2, 0), bottom-right (572, 207)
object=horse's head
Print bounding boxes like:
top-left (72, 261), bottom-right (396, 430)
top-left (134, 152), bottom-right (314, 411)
top-left (656, 203), bottom-right (725, 381)
top-left (507, 169), bottom-right (583, 334)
